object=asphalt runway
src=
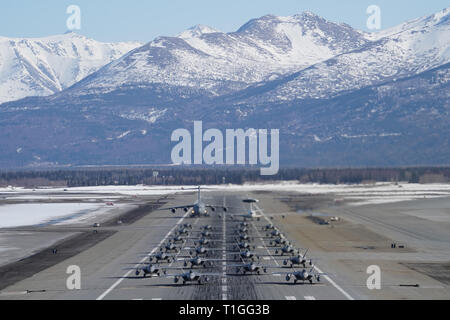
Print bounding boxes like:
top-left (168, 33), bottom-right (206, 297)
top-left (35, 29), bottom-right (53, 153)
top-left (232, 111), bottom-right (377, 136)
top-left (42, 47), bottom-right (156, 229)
top-left (0, 192), bottom-right (353, 300)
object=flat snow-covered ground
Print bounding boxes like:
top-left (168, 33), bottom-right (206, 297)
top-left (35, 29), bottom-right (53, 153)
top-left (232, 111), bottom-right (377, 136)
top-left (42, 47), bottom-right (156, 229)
top-left (0, 203), bottom-right (105, 228)
top-left (0, 183), bottom-right (449, 228)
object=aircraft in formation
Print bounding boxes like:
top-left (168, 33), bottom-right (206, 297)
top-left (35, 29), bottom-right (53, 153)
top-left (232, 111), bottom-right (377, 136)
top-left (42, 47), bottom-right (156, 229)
top-left (160, 186), bottom-right (228, 217)
top-left (127, 192), bottom-right (328, 286)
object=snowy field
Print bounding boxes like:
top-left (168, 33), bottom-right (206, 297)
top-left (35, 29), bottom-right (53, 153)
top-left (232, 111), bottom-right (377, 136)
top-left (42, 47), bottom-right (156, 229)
top-left (0, 182), bottom-right (449, 228)
top-left (0, 203), bottom-right (108, 228)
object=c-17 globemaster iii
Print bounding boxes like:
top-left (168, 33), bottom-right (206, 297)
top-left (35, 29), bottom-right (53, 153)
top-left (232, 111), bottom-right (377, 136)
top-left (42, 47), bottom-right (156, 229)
top-left (159, 186), bottom-right (227, 217)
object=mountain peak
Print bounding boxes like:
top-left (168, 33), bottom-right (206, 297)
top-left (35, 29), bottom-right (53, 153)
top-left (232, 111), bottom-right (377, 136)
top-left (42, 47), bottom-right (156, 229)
top-left (178, 24), bottom-right (220, 39)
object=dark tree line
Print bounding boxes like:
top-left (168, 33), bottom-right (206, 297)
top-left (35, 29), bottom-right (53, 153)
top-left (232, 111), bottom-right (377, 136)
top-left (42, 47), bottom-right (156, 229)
top-left (0, 167), bottom-right (448, 188)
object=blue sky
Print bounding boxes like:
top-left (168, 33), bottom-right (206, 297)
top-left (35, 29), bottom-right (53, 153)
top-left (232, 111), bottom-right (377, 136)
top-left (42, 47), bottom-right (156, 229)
top-left (1, 0), bottom-right (448, 42)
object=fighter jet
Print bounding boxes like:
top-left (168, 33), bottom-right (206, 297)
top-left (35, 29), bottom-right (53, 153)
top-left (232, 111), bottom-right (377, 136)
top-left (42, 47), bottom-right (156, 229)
top-left (185, 246), bottom-right (223, 256)
top-left (164, 270), bottom-right (221, 285)
top-left (170, 235), bottom-right (187, 244)
top-left (229, 259), bottom-right (279, 275)
top-left (234, 241), bottom-right (256, 251)
top-left (160, 242), bottom-right (181, 253)
top-left (159, 186), bottom-right (227, 218)
top-left (236, 233), bottom-right (252, 241)
top-left (192, 230), bottom-right (221, 238)
top-left (276, 267), bottom-right (326, 284)
top-left (228, 250), bottom-right (272, 262)
top-left (275, 244), bottom-right (299, 256)
top-left (175, 227), bottom-right (191, 236)
top-left (132, 263), bottom-right (165, 278)
top-left (179, 256), bottom-right (227, 269)
top-left (262, 224), bottom-right (276, 231)
top-left (281, 250), bottom-right (315, 268)
top-left (194, 237), bottom-right (223, 247)
top-left (267, 229), bottom-right (283, 238)
top-left (268, 236), bottom-right (290, 247)
top-left (147, 252), bottom-right (174, 264)
top-left (236, 226), bottom-right (250, 234)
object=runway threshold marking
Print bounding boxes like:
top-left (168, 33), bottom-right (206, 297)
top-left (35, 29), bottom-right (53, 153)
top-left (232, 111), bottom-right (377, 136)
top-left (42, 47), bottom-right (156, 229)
top-left (304, 296), bottom-right (316, 300)
top-left (96, 211), bottom-right (191, 300)
top-left (254, 204), bottom-right (355, 301)
top-left (285, 296), bottom-right (297, 300)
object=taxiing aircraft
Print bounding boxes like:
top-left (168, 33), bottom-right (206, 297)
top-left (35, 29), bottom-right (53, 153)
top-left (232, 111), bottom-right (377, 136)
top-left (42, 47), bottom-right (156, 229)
top-left (275, 267), bottom-right (326, 284)
top-left (159, 186), bottom-right (227, 217)
top-left (164, 270), bottom-right (222, 285)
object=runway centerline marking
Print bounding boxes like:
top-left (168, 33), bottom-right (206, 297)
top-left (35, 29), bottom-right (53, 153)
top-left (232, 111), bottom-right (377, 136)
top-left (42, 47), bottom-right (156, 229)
top-left (254, 204), bottom-right (355, 301)
top-left (96, 211), bottom-right (190, 300)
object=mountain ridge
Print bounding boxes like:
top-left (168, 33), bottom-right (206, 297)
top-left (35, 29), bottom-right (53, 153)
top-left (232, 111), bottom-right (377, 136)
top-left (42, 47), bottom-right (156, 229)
top-left (0, 8), bottom-right (448, 168)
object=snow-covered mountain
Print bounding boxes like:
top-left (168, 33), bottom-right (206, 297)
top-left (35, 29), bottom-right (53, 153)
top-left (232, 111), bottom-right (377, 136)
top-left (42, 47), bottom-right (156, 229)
top-left (67, 12), bottom-right (368, 97)
top-left (0, 8), bottom-right (448, 168)
top-left (0, 32), bottom-right (141, 104)
top-left (235, 7), bottom-right (450, 104)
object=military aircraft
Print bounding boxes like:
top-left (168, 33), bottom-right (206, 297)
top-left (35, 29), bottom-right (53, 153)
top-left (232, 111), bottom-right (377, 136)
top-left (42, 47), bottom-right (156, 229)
top-left (192, 230), bottom-right (221, 238)
top-left (175, 227), bottom-right (191, 236)
top-left (236, 226), bottom-right (250, 234)
top-left (268, 236), bottom-right (290, 247)
top-left (229, 259), bottom-right (279, 275)
top-left (179, 256), bottom-right (227, 269)
top-left (186, 246), bottom-right (223, 256)
top-left (275, 267), bottom-right (326, 284)
top-left (131, 263), bottom-right (165, 278)
top-left (234, 241), bottom-right (256, 251)
top-left (228, 250), bottom-right (272, 262)
top-left (263, 224), bottom-right (276, 231)
top-left (228, 250), bottom-right (258, 261)
top-left (266, 229), bottom-right (284, 238)
top-left (194, 237), bottom-right (223, 247)
top-left (281, 250), bottom-right (315, 268)
top-left (159, 186), bottom-right (227, 218)
top-left (147, 252), bottom-right (174, 264)
top-left (164, 270), bottom-right (222, 285)
top-left (236, 233), bottom-right (252, 241)
top-left (160, 242), bottom-right (181, 253)
top-left (275, 244), bottom-right (299, 256)
top-left (228, 199), bottom-right (263, 221)
top-left (170, 235), bottom-right (187, 244)
top-left (200, 225), bottom-right (214, 231)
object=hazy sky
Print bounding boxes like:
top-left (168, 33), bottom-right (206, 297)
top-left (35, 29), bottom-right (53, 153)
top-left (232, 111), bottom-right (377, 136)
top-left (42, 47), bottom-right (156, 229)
top-left (1, 1), bottom-right (448, 42)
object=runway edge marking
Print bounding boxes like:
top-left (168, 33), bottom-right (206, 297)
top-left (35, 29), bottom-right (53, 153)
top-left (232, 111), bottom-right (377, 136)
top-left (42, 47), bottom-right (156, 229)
top-left (96, 211), bottom-right (190, 300)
